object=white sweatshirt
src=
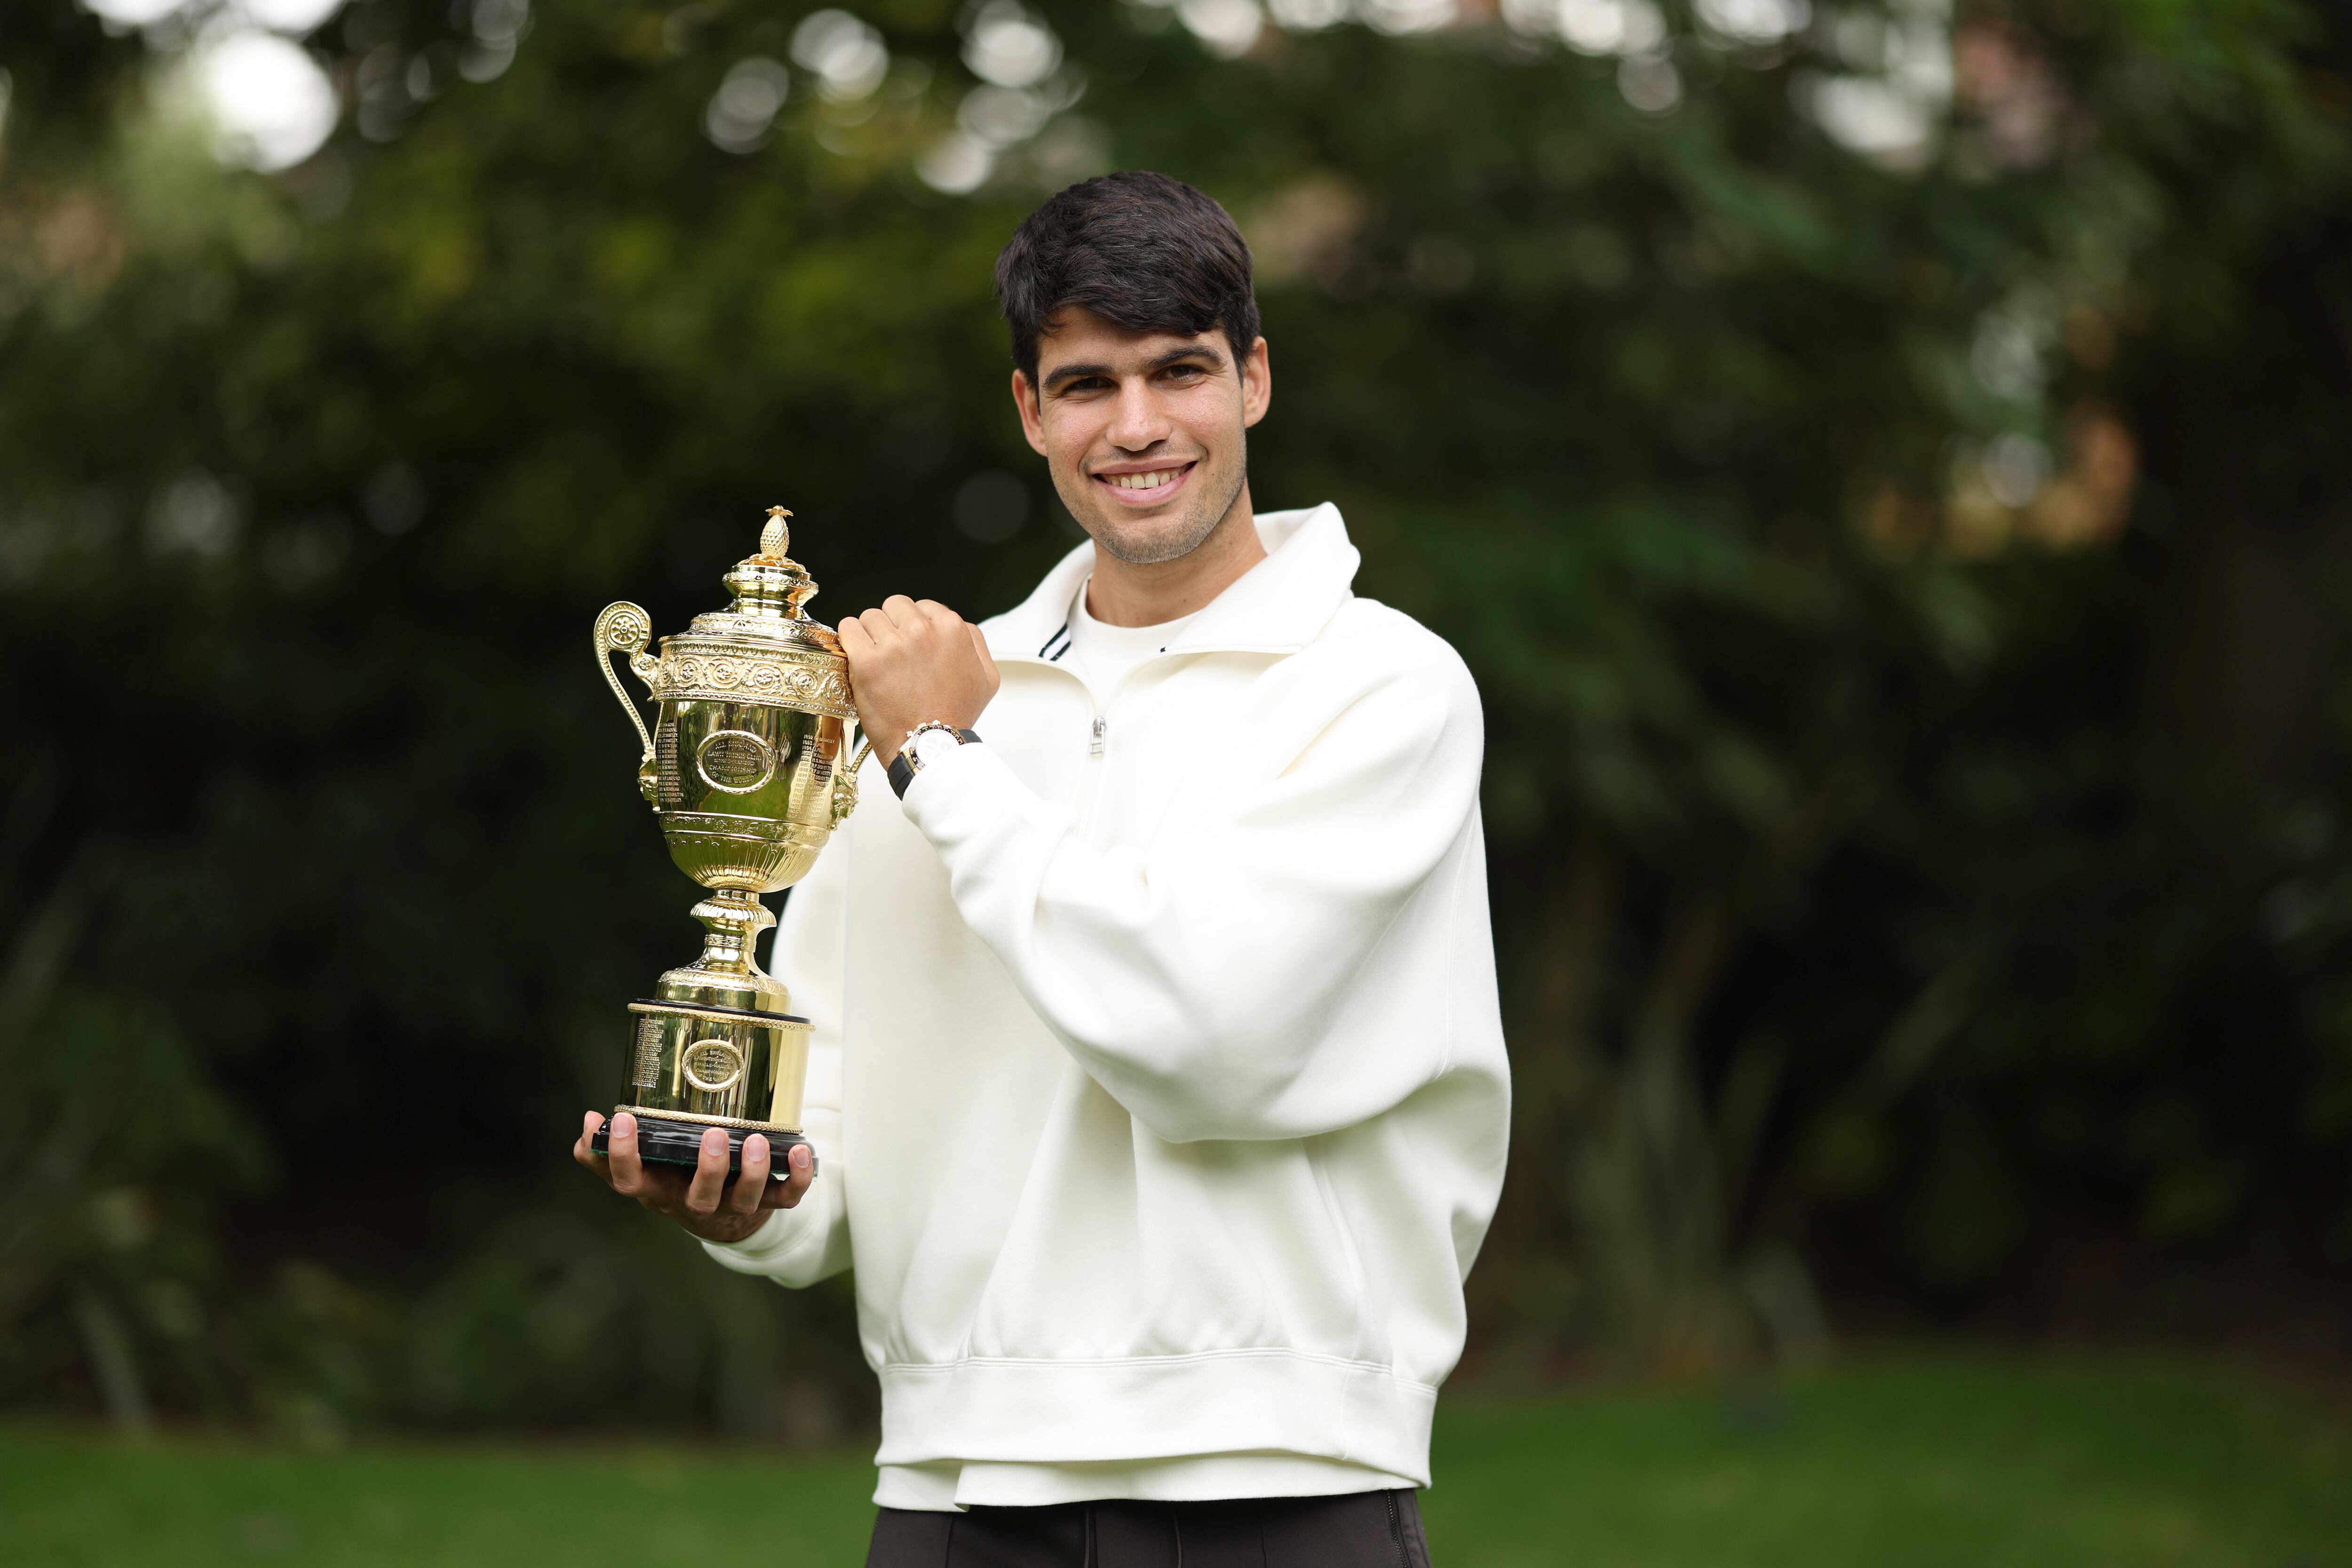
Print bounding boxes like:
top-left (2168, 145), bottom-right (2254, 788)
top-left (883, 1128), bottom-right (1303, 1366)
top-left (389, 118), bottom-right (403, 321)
top-left (705, 504), bottom-right (1510, 1509)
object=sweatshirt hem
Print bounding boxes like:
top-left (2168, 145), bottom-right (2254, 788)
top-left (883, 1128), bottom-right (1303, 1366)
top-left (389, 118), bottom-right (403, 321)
top-left (873, 1348), bottom-right (1437, 1484)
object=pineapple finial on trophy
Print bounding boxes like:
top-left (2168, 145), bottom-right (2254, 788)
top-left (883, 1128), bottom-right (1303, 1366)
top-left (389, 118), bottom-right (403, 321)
top-left (762, 506), bottom-right (792, 559)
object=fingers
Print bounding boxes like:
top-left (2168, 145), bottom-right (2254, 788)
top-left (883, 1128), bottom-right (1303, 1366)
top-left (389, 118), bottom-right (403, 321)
top-left (764, 1140), bottom-right (815, 1210)
top-left (586, 1111), bottom-right (813, 1235)
top-left (607, 1111), bottom-right (645, 1194)
top-left (883, 594), bottom-right (967, 637)
top-left (683, 1124), bottom-right (731, 1214)
top-left (851, 601), bottom-right (915, 650)
top-left (728, 1135), bottom-right (771, 1215)
top-left (856, 597), bottom-right (965, 646)
top-left (837, 614), bottom-right (874, 661)
top-left (574, 1109), bottom-right (607, 1173)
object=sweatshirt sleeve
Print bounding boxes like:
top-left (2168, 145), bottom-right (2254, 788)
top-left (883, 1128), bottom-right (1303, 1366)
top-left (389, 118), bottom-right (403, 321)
top-left (701, 821), bottom-right (853, 1286)
top-left (900, 636), bottom-right (1484, 1144)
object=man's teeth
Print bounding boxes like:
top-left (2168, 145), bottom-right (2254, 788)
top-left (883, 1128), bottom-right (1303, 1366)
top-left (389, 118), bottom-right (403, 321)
top-left (1106, 469), bottom-right (1183, 490)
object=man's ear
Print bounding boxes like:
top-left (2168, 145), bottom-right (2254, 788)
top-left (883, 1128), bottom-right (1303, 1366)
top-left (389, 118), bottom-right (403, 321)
top-left (1240, 336), bottom-right (1273, 430)
top-left (1011, 369), bottom-right (1049, 456)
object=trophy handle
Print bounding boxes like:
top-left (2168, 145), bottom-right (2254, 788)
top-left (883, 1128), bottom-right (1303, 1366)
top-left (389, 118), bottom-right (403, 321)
top-left (831, 733), bottom-right (875, 827)
top-left (593, 601), bottom-right (661, 805)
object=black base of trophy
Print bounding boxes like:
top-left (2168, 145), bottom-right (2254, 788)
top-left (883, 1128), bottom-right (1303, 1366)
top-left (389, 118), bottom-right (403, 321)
top-left (592, 1115), bottom-right (817, 1177)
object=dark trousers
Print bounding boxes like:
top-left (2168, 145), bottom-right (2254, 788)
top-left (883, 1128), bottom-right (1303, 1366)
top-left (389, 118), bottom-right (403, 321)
top-left (866, 1490), bottom-right (1434, 1568)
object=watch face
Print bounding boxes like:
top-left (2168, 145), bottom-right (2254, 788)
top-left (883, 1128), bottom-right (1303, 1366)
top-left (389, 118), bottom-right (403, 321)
top-left (913, 727), bottom-right (960, 767)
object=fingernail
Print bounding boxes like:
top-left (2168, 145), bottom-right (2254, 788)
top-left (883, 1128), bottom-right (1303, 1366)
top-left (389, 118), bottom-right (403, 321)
top-left (613, 1113), bottom-right (635, 1136)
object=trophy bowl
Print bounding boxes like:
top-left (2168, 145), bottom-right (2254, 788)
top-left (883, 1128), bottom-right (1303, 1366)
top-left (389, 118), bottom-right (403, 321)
top-left (588, 507), bottom-right (867, 1172)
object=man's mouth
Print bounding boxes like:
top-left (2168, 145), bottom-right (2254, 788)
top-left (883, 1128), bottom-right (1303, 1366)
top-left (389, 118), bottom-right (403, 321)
top-left (1092, 462), bottom-right (1195, 502)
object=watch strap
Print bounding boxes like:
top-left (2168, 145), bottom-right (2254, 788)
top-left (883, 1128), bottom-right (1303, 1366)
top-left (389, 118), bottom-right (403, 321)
top-left (886, 725), bottom-right (982, 799)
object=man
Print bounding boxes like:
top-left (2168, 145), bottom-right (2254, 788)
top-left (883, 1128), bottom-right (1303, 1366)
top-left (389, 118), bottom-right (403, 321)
top-left (577, 171), bottom-right (1509, 1567)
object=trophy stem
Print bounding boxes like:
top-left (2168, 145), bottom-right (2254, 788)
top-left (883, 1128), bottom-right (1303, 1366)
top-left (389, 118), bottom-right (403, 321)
top-left (686, 887), bottom-right (773, 979)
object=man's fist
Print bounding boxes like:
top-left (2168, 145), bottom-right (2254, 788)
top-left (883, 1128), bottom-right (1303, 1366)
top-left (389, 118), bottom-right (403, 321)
top-left (837, 596), bottom-right (1000, 763)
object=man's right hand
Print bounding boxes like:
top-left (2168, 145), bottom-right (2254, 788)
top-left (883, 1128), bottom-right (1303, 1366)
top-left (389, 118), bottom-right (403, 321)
top-left (574, 1110), bottom-right (813, 1245)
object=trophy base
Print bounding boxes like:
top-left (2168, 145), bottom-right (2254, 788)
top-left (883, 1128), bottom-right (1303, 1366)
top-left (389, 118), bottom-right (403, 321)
top-left (591, 1113), bottom-right (816, 1176)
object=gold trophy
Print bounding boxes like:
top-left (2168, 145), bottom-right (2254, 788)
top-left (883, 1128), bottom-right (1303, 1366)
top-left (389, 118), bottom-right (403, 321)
top-left (588, 507), bottom-right (867, 1172)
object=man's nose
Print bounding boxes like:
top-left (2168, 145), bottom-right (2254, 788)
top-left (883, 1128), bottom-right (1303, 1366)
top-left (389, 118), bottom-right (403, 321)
top-left (1105, 378), bottom-right (1173, 451)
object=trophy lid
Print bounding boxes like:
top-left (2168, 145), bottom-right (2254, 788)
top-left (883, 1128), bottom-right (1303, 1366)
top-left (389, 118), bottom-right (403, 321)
top-left (686, 506), bottom-right (843, 654)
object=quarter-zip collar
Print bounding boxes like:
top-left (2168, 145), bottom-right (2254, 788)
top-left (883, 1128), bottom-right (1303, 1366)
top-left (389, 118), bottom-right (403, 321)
top-left (986, 503), bottom-right (1360, 668)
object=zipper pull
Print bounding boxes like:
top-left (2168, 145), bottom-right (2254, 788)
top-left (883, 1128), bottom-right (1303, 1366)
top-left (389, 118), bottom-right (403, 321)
top-left (1089, 716), bottom-right (1106, 757)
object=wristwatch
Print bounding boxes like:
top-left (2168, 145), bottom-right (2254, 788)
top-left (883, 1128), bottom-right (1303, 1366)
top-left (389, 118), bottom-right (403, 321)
top-left (887, 721), bottom-right (983, 798)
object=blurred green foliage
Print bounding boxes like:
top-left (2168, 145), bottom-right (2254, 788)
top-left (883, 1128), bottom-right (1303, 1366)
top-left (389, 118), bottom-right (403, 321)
top-left (0, 0), bottom-right (2348, 1429)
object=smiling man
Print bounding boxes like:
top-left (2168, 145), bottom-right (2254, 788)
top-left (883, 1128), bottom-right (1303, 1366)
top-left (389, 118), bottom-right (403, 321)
top-left (578, 172), bottom-right (1509, 1568)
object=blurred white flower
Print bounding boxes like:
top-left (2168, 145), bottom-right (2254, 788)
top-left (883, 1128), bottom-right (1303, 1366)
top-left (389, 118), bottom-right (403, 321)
top-left (236, 0), bottom-right (346, 33)
top-left (1364, 0), bottom-right (1454, 35)
top-left (1617, 50), bottom-right (1682, 112)
top-left (148, 471), bottom-right (242, 556)
top-left (77, 0), bottom-right (186, 27)
top-left (792, 10), bottom-right (890, 103)
top-left (1695, 0), bottom-right (1806, 47)
top-left (192, 30), bottom-right (338, 170)
top-left (1887, 16), bottom-right (1955, 99)
top-left (1179, 0), bottom-right (1263, 58)
top-left (958, 84), bottom-right (1050, 150)
top-left (1804, 75), bottom-right (1929, 156)
top-left (963, 2), bottom-right (1062, 89)
top-left (470, 0), bottom-right (529, 45)
top-left (1519, 0), bottom-right (1667, 58)
top-left (917, 131), bottom-right (995, 194)
top-left (1797, 9), bottom-right (1951, 167)
top-left (1982, 433), bottom-right (2051, 507)
top-left (706, 56), bottom-right (788, 152)
top-left (1268, 0), bottom-right (1350, 29)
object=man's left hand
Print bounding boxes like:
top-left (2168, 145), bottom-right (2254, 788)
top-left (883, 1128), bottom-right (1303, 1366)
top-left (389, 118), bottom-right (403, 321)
top-left (839, 596), bottom-right (1000, 763)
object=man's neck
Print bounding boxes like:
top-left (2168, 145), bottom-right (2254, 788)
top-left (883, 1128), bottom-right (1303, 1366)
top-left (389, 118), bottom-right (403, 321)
top-left (1083, 487), bottom-right (1269, 628)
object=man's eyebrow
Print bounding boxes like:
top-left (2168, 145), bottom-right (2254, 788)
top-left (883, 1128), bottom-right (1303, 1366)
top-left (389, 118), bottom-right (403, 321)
top-left (1041, 361), bottom-right (1113, 391)
top-left (1040, 343), bottom-right (1227, 391)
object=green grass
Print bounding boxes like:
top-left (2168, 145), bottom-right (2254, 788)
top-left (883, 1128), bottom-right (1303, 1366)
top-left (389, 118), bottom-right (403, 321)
top-left (5, 1352), bottom-right (2347, 1567)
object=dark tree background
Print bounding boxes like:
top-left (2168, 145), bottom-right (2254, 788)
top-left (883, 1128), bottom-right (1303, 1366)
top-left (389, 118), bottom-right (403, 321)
top-left (1, 0), bottom-right (2347, 1437)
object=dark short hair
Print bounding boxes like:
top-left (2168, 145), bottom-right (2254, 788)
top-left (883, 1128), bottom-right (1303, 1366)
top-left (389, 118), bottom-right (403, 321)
top-left (993, 171), bottom-right (1261, 384)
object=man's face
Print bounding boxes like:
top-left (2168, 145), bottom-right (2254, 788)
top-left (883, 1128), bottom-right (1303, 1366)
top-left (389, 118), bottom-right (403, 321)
top-left (1012, 308), bottom-right (1271, 566)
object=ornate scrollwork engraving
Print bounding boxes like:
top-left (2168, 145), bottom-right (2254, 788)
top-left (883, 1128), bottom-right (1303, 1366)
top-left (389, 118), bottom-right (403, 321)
top-left (662, 810), bottom-right (797, 844)
top-left (654, 644), bottom-right (855, 717)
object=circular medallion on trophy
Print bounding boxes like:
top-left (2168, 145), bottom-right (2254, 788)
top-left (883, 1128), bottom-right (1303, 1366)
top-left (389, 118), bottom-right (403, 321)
top-left (681, 1036), bottom-right (746, 1094)
top-left (696, 729), bottom-right (778, 793)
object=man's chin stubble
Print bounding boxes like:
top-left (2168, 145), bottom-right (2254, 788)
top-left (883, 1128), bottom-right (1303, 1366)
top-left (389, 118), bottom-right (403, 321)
top-left (1064, 463), bottom-right (1247, 568)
